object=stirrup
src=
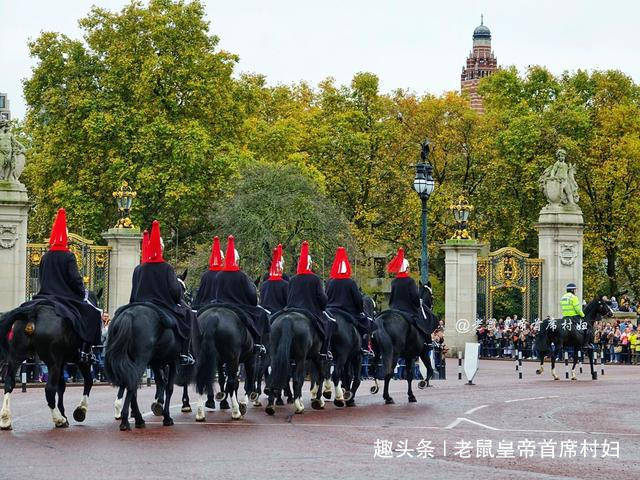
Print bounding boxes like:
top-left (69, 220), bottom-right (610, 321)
top-left (253, 344), bottom-right (266, 355)
top-left (179, 353), bottom-right (196, 366)
top-left (78, 350), bottom-right (96, 364)
top-left (321, 351), bottom-right (333, 361)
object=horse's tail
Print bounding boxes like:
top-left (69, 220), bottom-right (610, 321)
top-left (195, 312), bottom-right (218, 393)
top-left (104, 309), bottom-right (139, 391)
top-left (374, 314), bottom-right (394, 377)
top-left (270, 316), bottom-right (293, 389)
top-left (0, 312), bottom-right (15, 360)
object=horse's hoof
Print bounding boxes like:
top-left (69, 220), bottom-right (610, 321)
top-left (345, 399), bottom-right (355, 407)
top-left (73, 407), bottom-right (86, 423)
top-left (181, 405), bottom-right (192, 413)
top-left (253, 400), bottom-right (262, 407)
top-left (0, 424), bottom-right (12, 431)
top-left (249, 392), bottom-right (259, 402)
top-left (311, 399), bottom-right (323, 410)
top-left (151, 402), bottom-right (164, 417)
top-left (215, 392), bottom-right (225, 401)
top-left (592, 373), bottom-right (598, 380)
top-left (535, 369), bottom-right (542, 375)
top-left (56, 419), bottom-right (69, 429)
top-left (286, 397), bottom-right (294, 405)
top-left (333, 399), bottom-right (345, 408)
top-left (571, 377), bottom-right (577, 381)
top-left (553, 376), bottom-right (559, 381)
top-left (119, 423), bottom-right (131, 431)
top-left (417, 380), bottom-right (427, 390)
top-left (343, 390), bottom-right (352, 401)
top-left (163, 418), bottom-right (174, 427)
top-left (265, 405), bottom-right (275, 416)
top-left (239, 404), bottom-right (247, 416)
top-left (370, 386), bottom-right (379, 395)
top-left (385, 398), bottom-right (395, 405)
top-left (114, 415), bottom-right (122, 421)
top-left (205, 400), bottom-right (216, 410)
top-left (275, 398), bottom-right (284, 406)
top-left (408, 395), bottom-right (417, 403)
top-left (322, 391), bottom-right (332, 400)
top-left (195, 415), bottom-right (206, 422)
top-left (220, 399), bottom-right (230, 410)
top-left (135, 420), bottom-right (146, 429)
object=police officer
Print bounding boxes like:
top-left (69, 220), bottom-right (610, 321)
top-left (387, 247), bottom-right (432, 350)
top-left (192, 236), bottom-right (224, 310)
top-left (259, 244), bottom-right (289, 315)
top-left (130, 220), bottom-right (195, 366)
top-left (325, 247), bottom-right (371, 355)
top-left (286, 241), bottom-right (331, 357)
top-left (560, 282), bottom-right (589, 345)
top-left (213, 236), bottom-right (267, 354)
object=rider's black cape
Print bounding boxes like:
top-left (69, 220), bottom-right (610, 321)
top-left (326, 277), bottom-right (370, 335)
top-left (286, 273), bottom-right (329, 338)
top-left (214, 270), bottom-right (269, 339)
top-left (192, 270), bottom-right (220, 310)
top-left (129, 261), bottom-right (191, 340)
top-left (5, 250), bottom-right (102, 345)
top-left (259, 279), bottom-right (289, 315)
top-left (389, 276), bottom-right (434, 336)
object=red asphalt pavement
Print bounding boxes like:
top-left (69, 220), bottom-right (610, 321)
top-left (0, 359), bottom-right (639, 480)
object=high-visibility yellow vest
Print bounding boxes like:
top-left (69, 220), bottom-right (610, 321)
top-left (560, 292), bottom-right (584, 318)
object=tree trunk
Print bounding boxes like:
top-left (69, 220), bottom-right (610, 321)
top-left (606, 247), bottom-right (617, 296)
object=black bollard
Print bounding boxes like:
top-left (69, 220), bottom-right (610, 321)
top-left (457, 351), bottom-right (463, 381)
top-left (564, 351), bottom-right (569, 379)
top-left (578, 350), bottom-right (583, 375)
top-left (21, 363), bottom-right (27, 393)
top-left (518, 351), bottom-right (523, 380)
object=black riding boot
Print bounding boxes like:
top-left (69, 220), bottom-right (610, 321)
top-left (179, 338), bottom-right (195, 366)
top-left (78, 342), bottom-right (95, 364)
top-left (249, 329), bottom-right (266, 355)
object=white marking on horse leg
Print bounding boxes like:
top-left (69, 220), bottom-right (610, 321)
top-left (114, 396), bottom-right (123, 419)
top-left (78, 394), bottom-right (89, 413)
top-left (319, 396), bottom-right (325, 408)
top-left (323, 378), bottom-right (333, 394)
top-left (552, 368), bottom-right (558, 379)
top-left (50, 407), bottom-right (66, 426)
top-left (212, 381), bottom-right (220, 396)
top-left (294, 397), bottom-right (304, 413)
top-left (230, 392), bottom-right (241, 420)
top-left (195, 394), bottom-right (206, 421)
top-left (0, 393), bottom-right (12, 429)
top-left (310, 384), bottom-right (318, 398)
top-left (334, 384), bottom-right (344, 401)
top-left (571, 370), bottom-right (577, 380)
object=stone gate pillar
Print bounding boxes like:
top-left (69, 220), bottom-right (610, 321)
top-left (441, 239), bottom-right (482, 357)
top-left (102, 228), bottom-right (141, 314)
top-left (0, 182), bottom-right (29, 311)
top-left (536, 209), bottom-right (583, 320)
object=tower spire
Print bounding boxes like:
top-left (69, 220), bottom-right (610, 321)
top-left (481, 14), bottom-right (483, 26)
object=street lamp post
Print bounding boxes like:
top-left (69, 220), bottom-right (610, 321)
top-left (112, 181), bottom-right (137, 229)
top-left (413, 140), bottom-right (435, 285)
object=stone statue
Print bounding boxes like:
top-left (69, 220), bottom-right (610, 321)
top-left (0, 120), bottom-right (26, 183)
top-left (539, 148), bottom-right (579, 208)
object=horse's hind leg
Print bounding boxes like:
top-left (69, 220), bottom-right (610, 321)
top-left (243, 355), bottom-right (257, 407)
top-left (45, 364), bottom-right (67, 428)
top-left (73, 361), bottom-right (93, 422)
top-left (114, 385), bottom-right (125, 419)
top-left (119, 388), bottom-right (133, 431)
top-left (332, 359), bottom-right (345, 408)
top-left (551, 352), bottom-right (558, 380)
top-left (0, 361), bottom-right (16, 430)
top-left (162, 363), bottom-right (176, 426)
top-left (225, 359), bottom-right (243, 420)
top-left (293, 360), bottom-right (306, 413)
top-left (571, 351), bottom-right (578, 380)
top-left (345, 354), bottom-right (362, 407)
top-left (406, 357), bottom-right (417, 403)
top-left (56, 369), bottom-right (68, 421)
top-left (205, 382), bottom-right (216, 409)
top-left (536, 354), bottom-right (545, 375)
top-left (151, 366), bottom-right (165, 417)
top-left (588, 349), bottom-right (597, 380)
top-left (181, 384), bottom-right (191, 413)
top-left (130, 391), bottom-right (145, 428)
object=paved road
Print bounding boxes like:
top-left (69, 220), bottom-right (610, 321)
top-left (0, 360), bottom-right (638, 480)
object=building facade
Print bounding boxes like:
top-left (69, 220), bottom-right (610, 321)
top-left (460, 17), bottom-right (498, 113)
top-left (0, 93), bottom-right (10, 121)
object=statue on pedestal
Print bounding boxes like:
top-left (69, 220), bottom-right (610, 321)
top-left (539, 148), bottom-right (579, 208)
top-left (0, 120), bottom-right (26, 183)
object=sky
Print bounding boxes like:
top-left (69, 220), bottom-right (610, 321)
top-left (2, 0), bottom-right (640, 120)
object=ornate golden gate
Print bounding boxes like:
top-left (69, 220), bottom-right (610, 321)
top-left (26, 233), bottom-right (111, 310)
top-left (477, 247), bottom-right (542, 321)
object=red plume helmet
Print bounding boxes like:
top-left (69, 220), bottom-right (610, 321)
top-left (224, 235), bottom-right (240, 271)
top-left (146, 221), bottom-right (164, 263)
top-left (141, 229), bottom-right (150, 263)
top-left (209, 236), bottom-right (224, 271)
top-left (330, 247), bottom-right (351, 279)
top-left (49, 208), bottom-right (69, 252)
top-left (269, 244), bottom-right (284, 280)
top-left (296, 241), bottom-right (313, 275)
top-left (387, 247), bottom-right (409, 278)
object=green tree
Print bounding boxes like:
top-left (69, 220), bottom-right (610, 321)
top-left (22, 0), bottom-right (240, 245)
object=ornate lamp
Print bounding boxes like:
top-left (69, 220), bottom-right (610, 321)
top-left (413, 139), bottom-right (435, 284)
top-left (450, 195), bottom-right (474, 239)
top-left (112, 181), bottom-right (137, 229)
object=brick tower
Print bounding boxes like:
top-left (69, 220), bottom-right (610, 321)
top-left (460, 16), bottom-right (498, 113)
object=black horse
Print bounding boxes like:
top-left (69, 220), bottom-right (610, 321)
top-left (265, 311), bottom-right (325, 415)
top-left (193, 306), bottom-right (257, 421)
top-left (370, 284), bottom-right (436, 404)
top-left (0, 291), bottom-right (103, 431)
top-left (322, 309), bottom-right (363, 408)
top-left (534, 297), bottom-right (613, 381)
top-left (104, 303), bottom-right (189, 431)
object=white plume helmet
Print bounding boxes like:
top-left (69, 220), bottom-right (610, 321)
top-left (307, 254), bottom-right (313, 270)
top-left (234, 248), bottom-right (240, 264)
top-left (338, 260), bottom-right (348, 274)
top-left (160, 237), bottom-right (165, 251)
top-left (400, 258), bottom-right (409, 273)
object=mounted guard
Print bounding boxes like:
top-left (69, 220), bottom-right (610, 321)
top-left (213, 235), bottom-right (267, 354)
top-left (192, 236), bottom-right (224, 310)
top-left (325, 247), bottom-right (371, 355)
top-left (128, 220), bottom-right (195, 366)
top-left (259, 244), bottom-right (289, 316)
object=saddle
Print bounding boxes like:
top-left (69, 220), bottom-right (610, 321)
top-left (113, 302), bottom-right (176, 330)
top-left (196, 302), bottom-right (252, 334)
top-left (271, 307), bottom-right (326, 340)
